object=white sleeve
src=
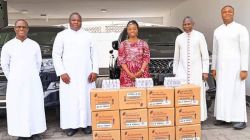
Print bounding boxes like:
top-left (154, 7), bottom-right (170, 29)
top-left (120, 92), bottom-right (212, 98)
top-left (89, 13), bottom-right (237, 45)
top-left (52, 33), bottom-right (66, 76)
top-left (173, 37), bottom-right (180, 75)
top-left (211, 32), bottom-right (217, 70)
top-left (199, 34), bottom-right (209, 73)
top-left (240, 26), bottom-right (249, 71)
top-left (36, 44), bottom-right (42, 72)
top-left (90, 35), bottom-right (99, 74)
top-left (1, 45), bottom-right (10, 79)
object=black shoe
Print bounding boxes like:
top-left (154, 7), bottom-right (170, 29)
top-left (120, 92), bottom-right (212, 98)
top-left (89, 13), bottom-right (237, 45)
top-left (17, 137), bottom-right (29, 140)
top-left (233, 122), bottom-right (246, 130)
top-left (65, 129), bottom-right (78, 136)
top-left (31, 134), bottom-right (41, 140)
top-left (214, 120), bottom-right (226, 126)
top-left (83, 126), bottom-right (92, 134)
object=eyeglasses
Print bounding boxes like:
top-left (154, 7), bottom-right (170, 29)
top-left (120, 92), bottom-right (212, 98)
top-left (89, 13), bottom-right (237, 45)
top-left (14, 26), bottom-right (28, 29)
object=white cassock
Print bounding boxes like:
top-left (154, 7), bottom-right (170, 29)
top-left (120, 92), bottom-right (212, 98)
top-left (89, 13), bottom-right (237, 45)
top-left (1, 38), bottom-right (46, 137)
top-left (173, 30), bottom-right (209, 121)
top-left (52, 28), bottom-right (99, 129)
top-left (212, 21), bottom-right (249, 122)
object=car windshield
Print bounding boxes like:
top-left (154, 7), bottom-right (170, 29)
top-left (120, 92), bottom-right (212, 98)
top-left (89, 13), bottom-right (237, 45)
top-left (0, 27), bottom-right (63, 57)
top-left (121, 28), bottom-right (182, 58)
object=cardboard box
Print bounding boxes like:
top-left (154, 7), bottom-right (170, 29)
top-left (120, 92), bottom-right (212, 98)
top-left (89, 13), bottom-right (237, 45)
top-left (148, 108), bottom-right (175, 127)
top-left (93, 130), bottom-right (120, 140)
top-left (175, 106), bottom-right (200, 126)
top-left (121, 128), bottom-right (148, 140)
top-left (149, 127), bottom-right (175, 140)
top-left (91, 89), bottom-right (119, 111)
top-left (147, 86), bottom-right (174, 108)
top-left (119, 87), bottom-right (147, 109)
top-left (92, 110), bottom-right (120, 131)
top-left (120, 109), bottom-right (148, 129)
top-left (175, 84), bottom-right (200, 107)
top-left (176, 124), bottom-right (201, 140)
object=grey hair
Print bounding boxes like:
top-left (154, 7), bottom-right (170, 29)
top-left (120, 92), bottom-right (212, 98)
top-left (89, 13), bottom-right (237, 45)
top-left (183, 16), bottom-right (195, 24)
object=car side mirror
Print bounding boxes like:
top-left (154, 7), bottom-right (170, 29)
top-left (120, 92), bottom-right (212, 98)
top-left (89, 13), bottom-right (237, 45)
top-left (112, 41), bottom-right (119, 50)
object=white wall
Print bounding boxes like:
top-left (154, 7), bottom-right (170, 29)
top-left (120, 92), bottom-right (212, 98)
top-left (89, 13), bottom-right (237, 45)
top-left (164, 0), bottom-right (250, 51)
top-left (164, 0), bottom-right (250, 95)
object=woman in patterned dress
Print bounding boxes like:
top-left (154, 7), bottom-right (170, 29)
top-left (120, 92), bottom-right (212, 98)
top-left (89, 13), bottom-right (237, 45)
top-left (118, 20), bottom-right (151, 87)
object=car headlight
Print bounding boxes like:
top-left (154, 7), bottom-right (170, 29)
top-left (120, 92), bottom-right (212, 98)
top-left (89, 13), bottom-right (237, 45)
top-left (41, 58), bottom-right (54, 71)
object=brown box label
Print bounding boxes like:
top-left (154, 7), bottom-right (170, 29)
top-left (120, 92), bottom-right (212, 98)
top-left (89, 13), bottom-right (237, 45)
top-left (149, 127), bottom-right (175, 140)
top-left (147, 87), bottom-right (174, 108)
top-left (176, 106), bottom-right (200, 126)
top-left (176, 124), bottom-right (201, 140)
top-left (120, 109), bottom-right (148, 129)
top-left (148, 108), bottom-right (174, 127)
top-left (119, 88), bottom-right (147, 109)
top-left (175, 85), bottom-right (200, 107)
top-left (92, 111), bottom-right (120, 130)
top-left (91, 89), bottom-right (119, 111)
top-left (121, 128), bottom-right (148, 140)
top-left (93, 130), bottom-right (120, 140)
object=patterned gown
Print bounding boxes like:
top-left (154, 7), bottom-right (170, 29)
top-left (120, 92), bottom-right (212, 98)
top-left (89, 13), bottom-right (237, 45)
top-left (118, 39), bottom-right (151, 87)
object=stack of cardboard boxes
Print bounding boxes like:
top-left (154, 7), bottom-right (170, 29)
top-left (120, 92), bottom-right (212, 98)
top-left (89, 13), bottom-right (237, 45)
top-left (91, 89), bottom-right (121, 140)
top-left (119, 88), bottom-right (148, 139)
top-left (147, 86), bottom-right (175, 140)
top-left (91, 84), bottom-right (201, 140)
top-left (175, 85), bottom-right (201, 140)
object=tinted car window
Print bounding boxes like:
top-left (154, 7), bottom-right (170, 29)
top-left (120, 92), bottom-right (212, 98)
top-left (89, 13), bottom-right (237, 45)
top-left (28, 30), bottom-right (59, 58)
top-left (0, 31), bottom-right (15, 46)
top-left (121, 28), bottom-right (182, 58)
top-left (0, 27), bottom-right (62, 58)
top-left (0, 32), bottom-right (7, 45)
top-left (28, 31), bottom-right (58, 46)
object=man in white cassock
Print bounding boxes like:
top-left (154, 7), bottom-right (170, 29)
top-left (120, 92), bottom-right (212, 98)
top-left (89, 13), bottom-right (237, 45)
top-left (52, 12), bottom-right (99, 136)
top-left (1, 19), bottom-right (46, 140)
top-left (173, 16), bottom-right (209, 122)
top-left (212, 5), bottom-right (249, 130)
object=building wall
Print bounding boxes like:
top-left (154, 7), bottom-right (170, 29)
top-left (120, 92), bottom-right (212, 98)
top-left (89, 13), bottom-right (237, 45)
top-left (164, 0), bottom-right (249, 50)
top-left (164, 0), bottom-right (250, 95)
